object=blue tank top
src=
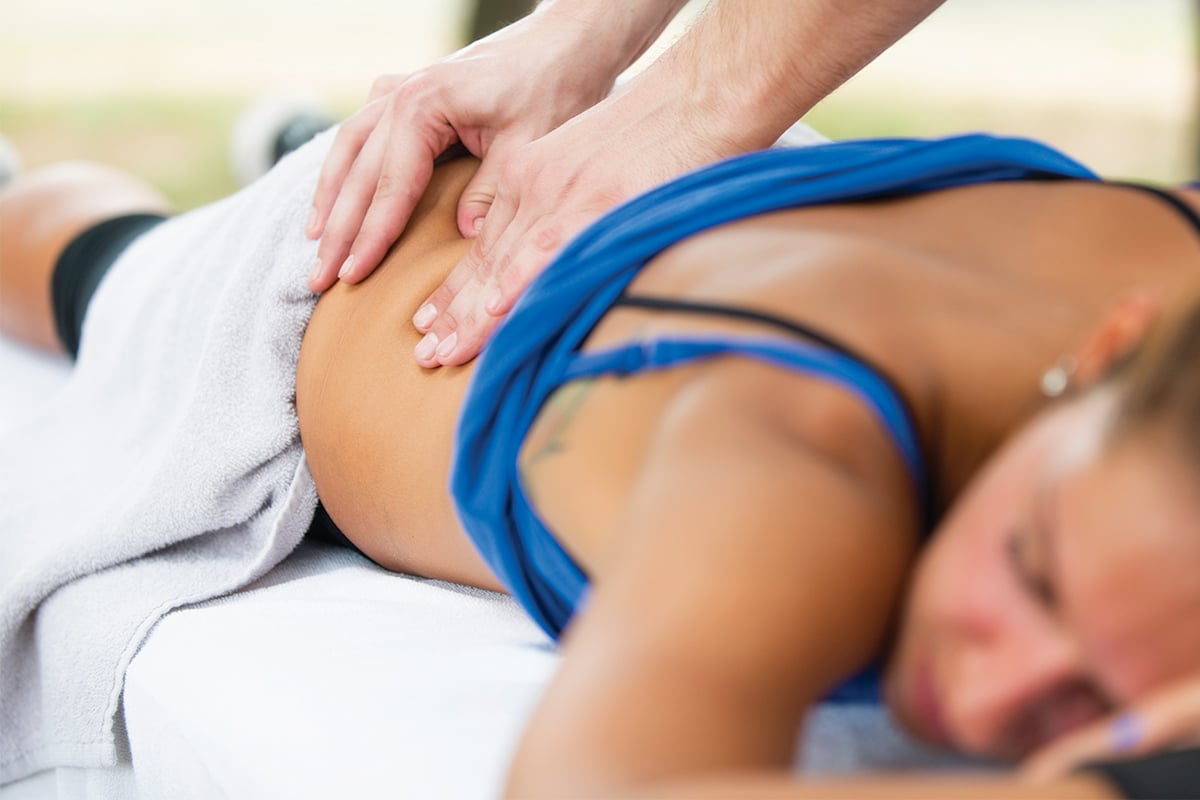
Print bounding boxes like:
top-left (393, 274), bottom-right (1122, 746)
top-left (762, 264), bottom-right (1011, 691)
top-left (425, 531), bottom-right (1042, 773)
top-left (450, 134), bottom-right (1097, 699)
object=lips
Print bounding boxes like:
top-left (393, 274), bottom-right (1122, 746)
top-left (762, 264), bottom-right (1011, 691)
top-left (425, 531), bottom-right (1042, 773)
top-left (912, 658), bottom-right (953, 748)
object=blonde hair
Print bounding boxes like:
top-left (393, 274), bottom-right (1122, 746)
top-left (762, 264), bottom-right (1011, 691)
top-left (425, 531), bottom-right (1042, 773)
top-left (1109, 298), bottom-right (1200, 453)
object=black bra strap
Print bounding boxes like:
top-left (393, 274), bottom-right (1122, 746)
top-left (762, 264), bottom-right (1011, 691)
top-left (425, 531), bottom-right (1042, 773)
top-left (613, 292), bottom-right (913, 415)
top-left (613, 294), bottom-right (866, 362)
top-left (1110, 181), bottom-right (1200, 243)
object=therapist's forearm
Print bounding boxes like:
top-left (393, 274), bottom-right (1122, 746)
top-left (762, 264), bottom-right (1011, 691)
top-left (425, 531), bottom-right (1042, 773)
top-left (535, 0), bottom-right (692, 80)
top-left (637, 0), bottom-right (946, 152)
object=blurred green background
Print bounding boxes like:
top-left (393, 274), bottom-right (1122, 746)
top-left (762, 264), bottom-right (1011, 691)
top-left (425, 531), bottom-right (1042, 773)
top-left (3, 0), bottom-right (1194, 210)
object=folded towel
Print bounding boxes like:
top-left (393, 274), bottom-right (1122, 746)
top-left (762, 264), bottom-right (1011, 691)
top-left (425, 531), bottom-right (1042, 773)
top-left (0, 130), bottom-right (334, 783)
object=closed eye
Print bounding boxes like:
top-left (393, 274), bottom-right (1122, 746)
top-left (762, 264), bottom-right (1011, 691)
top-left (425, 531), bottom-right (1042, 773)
top-left (1006, 531), bottom-right (1057, 608)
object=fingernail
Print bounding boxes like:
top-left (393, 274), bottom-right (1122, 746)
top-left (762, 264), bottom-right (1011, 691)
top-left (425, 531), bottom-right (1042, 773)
top-left (1110, 713), bottom-right (1143, 752)
top-left (413, 303), bottom-right (438, 330)
top-left (305, 208), bottom-right (318, 237)
top-left (485, 288), bottom-right (504, 314)
top-left (435, 331), bottom-right (458, 359)
top-left (309, 258), bottom-right (323, 286)
top-left (414, 332), bottom-right (438, 361)
top-left (337, 254), bottom-right (356, 280)
top-left (471, 216), bottom-right (484, 235)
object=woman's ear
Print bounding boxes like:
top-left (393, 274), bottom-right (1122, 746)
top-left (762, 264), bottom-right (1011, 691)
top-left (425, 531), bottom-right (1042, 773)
top-left (1071, 292), bottom-right (1162, 387)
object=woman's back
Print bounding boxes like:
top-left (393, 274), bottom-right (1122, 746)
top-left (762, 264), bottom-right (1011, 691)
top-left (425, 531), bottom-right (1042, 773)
top-left (296, 158), bottom-right (491, 586)
top-left (298, 152), bottom-right (1200, 592)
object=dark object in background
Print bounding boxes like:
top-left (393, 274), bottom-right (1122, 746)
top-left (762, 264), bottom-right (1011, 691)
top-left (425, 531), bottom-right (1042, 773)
top-left (229, 92), bottom-right (336, 187)
top-left (467, 0), bottom-right (533, 42)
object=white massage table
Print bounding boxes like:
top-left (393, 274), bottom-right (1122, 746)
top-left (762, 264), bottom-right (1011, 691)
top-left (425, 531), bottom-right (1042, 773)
top-left (0, 334), bottom-right (968, 799)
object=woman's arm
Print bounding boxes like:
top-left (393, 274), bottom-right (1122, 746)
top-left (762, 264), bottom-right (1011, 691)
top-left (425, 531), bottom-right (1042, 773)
top-left (1024, 676), bottom-right (1200, 779)
top-left (1021, 674), bottom-right (1200, 800)
top-left (508, 362), bottom-right (919, 796)
top-left (635, 772), bottom-right (1117, 799)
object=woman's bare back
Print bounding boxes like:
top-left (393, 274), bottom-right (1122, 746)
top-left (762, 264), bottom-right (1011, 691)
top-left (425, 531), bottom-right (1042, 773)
top-left (296, 157), bottom-right (1200, 589)
top-left (296, 158), bottom-right (498, 587)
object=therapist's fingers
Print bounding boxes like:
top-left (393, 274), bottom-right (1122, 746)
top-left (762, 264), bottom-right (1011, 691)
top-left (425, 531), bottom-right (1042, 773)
top-left (308, 73), bottom-right (410, 244)
top-left (412, 227), bottom-right (505, 368)
top-left (416, 206), bottom-right (594, 368)
top-left (413, 171), bottom-right (521, 331)
top-left (308, 96), bottom-right (389, 241)
top-left (312, 100), bottom-right (454, 291)
top-left (336, 132), bottom-right (441, 285)
top-left (310, 115), bottom-right (393, 290)
top-left (478, 208), bottom-right (584, 319)
top-left (414, 301), bottom-right (504, 369)
top-left (456, 152), bottom-right (504, 239)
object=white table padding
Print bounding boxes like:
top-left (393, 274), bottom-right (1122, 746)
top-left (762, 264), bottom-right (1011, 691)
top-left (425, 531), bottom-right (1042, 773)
top-left (124, 546), bottom-right (556, 799)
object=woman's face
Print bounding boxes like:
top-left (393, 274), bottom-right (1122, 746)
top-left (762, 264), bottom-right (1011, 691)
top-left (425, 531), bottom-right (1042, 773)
top-left (884, 387), bottom-right (1200, 760)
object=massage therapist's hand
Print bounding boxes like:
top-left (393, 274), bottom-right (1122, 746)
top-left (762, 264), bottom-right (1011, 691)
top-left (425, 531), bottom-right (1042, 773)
top-left (409, 80), bottom-right (742, 367)
top-left (1022, 675), bottom-right (1200, 780)
top-left (408, 0), bottom-right (948, 367)
top-left (306, 0), bottom-right (687, 294)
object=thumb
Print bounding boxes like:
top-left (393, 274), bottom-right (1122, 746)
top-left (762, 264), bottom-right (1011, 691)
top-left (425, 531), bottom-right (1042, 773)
top-left (456, 156), bottom-right (503, 238)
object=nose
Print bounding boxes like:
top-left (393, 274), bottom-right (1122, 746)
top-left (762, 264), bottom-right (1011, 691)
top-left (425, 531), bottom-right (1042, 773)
top-left (945, 628), bottom-right (1091, 757)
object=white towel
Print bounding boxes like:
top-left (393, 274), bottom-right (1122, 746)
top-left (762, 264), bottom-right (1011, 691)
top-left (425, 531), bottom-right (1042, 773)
top-left (0, 130), bottom-right (333, 784)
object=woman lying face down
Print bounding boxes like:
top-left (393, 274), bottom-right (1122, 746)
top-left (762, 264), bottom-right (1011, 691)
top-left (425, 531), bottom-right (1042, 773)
top-left (293, 140), bottom-right (1200, 795)
top-left (7, 134), bottom-right (1200, 797)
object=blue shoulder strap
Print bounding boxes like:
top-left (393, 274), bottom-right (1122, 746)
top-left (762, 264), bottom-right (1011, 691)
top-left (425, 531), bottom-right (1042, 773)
top-left (564, 336), bottom-right (924, 482)
top-left (451, 134), bottom-right (1098, 638)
